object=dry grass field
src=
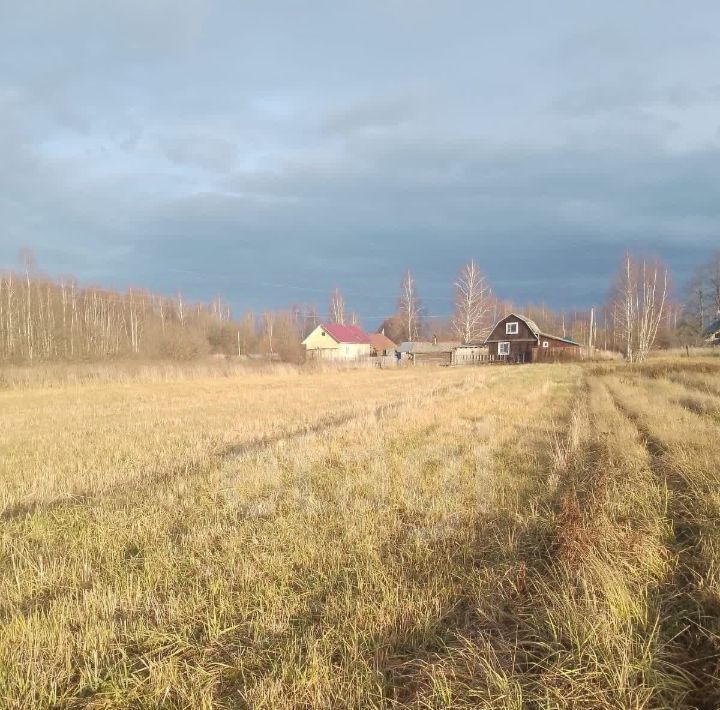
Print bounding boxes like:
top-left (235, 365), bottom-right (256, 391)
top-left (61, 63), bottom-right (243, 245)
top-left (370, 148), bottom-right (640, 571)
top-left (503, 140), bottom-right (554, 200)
top-left (1, 357), bottom-right (719, 708)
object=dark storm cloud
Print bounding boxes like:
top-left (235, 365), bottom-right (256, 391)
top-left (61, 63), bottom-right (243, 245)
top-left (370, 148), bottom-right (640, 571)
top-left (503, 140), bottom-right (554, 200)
top-left (1, 1), bottom-right (720, 321)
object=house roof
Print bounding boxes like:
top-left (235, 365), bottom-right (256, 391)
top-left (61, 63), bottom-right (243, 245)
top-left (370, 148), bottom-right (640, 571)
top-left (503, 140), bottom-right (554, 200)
top-left (539, 333), bottom-right (582, 347)
top-left (704, 318), bottom-right (720, 338)
top-left (321, 323), bottom-right (371, 344)
top-left (485, 313), bottom-right (581, 346)
top-left (368, 332), bottom-right (397, 351)
top-left (484, 312), bottom-right (541, 343)
top-left (399, 341), bottom-right (461, 353)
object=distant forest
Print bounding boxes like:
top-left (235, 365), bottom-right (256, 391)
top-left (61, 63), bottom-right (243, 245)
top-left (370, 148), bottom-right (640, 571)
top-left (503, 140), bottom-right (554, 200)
top-left (0, 250), bottom-right (718, 364)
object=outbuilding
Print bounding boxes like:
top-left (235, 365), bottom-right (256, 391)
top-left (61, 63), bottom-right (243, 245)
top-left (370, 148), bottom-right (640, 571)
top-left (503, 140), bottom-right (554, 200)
top-left (451, 344), bottom-right (489, 365)
top-left (703, 317), bottom-right (720, 346)
top-left (399, 340), bottom-right (461, 365)
top-left (368, 332), bottom-right (397, 357)
top-left (484, 313), bottom-right (582, 363)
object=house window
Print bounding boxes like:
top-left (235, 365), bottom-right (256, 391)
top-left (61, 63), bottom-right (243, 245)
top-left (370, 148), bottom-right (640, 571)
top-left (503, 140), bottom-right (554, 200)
top-left (542, 341), bottom-right (549, 348)
top-left (506, 322), bottom-right (519, 335)
top-left (321, 331), bottom-right (326, 336)
top-left (498, 342), bottom-right (511, 356)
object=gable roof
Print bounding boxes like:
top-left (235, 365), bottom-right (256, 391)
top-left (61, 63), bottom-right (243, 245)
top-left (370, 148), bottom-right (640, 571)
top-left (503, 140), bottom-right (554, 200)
top-left (485, 313), bottom-right (541, 342)
top-left (485, 313), bottom-right (582, 347)
top-left (368, 332), bottom-right (397, 351)
top-left (322, 323), bottom-right (371, 344)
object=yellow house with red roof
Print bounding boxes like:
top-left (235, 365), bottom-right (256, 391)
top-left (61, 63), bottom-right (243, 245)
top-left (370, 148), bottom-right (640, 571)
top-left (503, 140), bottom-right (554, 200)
top-left (302, 323), bottom-right (372, 360)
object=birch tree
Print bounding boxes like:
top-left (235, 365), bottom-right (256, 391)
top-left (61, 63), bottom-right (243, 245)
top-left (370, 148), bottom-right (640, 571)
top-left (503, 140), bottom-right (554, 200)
top-left (263, 310), bottom-right (275, 355)
top-left (612, 253), bottom-right (669, 362)
top-left (683, 250), bottom-right (720, 337)
top-left (329, 288), bottom-right (345, 325)
top-left (708, 250), bottom-right (720, 317)
top-left (451, 260), bottom-right (492, 343)
top-left (398, 269), bottom-right (422, 341)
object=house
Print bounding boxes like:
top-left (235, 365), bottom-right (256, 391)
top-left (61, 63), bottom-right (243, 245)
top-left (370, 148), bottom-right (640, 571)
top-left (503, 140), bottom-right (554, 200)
top-left (484, 313), bottom-right (582, 363)
top-left (302, 323), bottom-right (372, 360)
top-left (399, 339), bottom-right (461, 365)
top-left (704, 317), bottom-right (720, 346)
top-left (368, 332), bottom-right (397, 357)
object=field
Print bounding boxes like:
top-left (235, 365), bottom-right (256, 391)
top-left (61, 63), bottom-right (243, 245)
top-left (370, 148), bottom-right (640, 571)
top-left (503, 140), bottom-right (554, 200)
top-left (1, 358), bottom-right (719, 708)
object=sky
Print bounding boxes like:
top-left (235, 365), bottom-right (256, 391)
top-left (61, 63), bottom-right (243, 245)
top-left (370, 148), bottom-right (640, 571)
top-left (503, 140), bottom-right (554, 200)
top-left (1, 1), bottom-right (719, 325)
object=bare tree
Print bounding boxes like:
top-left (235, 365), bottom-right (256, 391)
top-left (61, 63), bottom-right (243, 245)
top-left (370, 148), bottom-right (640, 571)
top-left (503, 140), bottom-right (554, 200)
top-left (263, 310), bottom-right (275, 355)
top-left (611, 253), bottom-right (669, 362)
top-left (19, 249), bottom-right (35, 361)
top-left (683, 250), bottom-right (720, 339)
top-left (176, 292), bottom-right (185, 327)
top-left (451, 260), bottom-right (492, 343)
top-left (329, 288), bottom-right (345, 324)
top-left (398, 269), bottom-right (422, 341)
top-left (708, 250), bottom-right (720, 317)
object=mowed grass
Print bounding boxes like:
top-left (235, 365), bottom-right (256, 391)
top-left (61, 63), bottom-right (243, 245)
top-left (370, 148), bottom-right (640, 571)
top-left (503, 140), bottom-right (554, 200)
top-left (0, 359), bottom-right (718, 708)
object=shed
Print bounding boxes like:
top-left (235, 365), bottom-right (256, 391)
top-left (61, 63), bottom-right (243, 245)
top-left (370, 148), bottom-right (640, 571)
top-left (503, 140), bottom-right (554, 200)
top-left (368, 332), bottom-right (397, 357)
top-left (451, 344), bottom-right (489, 365)
top-left (399, 340), bottom-right (461, 365)
top-left (703, 317), bottom-right (720, 345)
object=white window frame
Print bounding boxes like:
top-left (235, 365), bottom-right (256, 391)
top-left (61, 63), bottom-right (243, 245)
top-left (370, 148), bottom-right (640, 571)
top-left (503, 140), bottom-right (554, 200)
top-left (498, 342), bottom-right (511, 356)
top-left (542, 341), bottom-right (549, 348)
top-left (506, 321), bottom-right (519, 335)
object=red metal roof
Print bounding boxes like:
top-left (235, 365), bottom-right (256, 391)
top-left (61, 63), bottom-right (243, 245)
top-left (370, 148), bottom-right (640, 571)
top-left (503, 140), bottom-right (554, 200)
top-left (322, 323), bottom-right (371, 344)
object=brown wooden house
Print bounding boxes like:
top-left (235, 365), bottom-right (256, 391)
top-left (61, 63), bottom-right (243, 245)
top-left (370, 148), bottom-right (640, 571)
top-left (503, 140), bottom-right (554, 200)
top-left (484, 313), bottom-right (582, 363)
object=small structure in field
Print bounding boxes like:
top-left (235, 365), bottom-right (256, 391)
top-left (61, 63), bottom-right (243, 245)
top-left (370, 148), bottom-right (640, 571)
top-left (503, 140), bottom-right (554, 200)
top-left (368, 332), bottom-right (397, 357)
top-left (704, 317), bottom-right (720, 346)
top-left (451, 344), bottom-right (489, 365)
top-left (399, 339), bottom-right (461, 365)
top-left (302, 323), bottom-right (371, 361)
top-left (484, 313), bottom-right (581, 363)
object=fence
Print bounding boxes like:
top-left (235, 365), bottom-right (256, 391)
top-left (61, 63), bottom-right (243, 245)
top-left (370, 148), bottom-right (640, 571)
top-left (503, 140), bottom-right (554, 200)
top-left (451, 352), bottom-right (533, 365)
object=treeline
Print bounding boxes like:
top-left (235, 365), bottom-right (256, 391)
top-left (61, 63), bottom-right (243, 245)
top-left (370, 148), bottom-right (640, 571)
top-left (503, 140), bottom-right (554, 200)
top-left (344, 252), bottom-right (703, 363)
top-left (684, 251), bottom-right (720, 337)
top-left (349, 260), bottom-right (680, 357)
top-left (0, 266), bottom-right (314, 364)
top-left (2, 249), bottom-right (717, 365)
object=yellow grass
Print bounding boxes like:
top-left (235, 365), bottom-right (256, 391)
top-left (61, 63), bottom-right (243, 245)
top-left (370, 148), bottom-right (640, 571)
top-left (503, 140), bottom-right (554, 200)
top-left (0, 360), bottom-right (718, 707)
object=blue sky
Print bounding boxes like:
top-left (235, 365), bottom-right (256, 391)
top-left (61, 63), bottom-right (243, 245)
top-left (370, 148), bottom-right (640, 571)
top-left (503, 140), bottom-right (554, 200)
top-left (1, 1), bottom-right (719, 325)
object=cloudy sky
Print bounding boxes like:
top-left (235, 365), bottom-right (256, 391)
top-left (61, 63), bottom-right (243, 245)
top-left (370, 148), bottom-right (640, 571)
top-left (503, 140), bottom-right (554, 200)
top-left (1, 1), bottom-right (719, 323)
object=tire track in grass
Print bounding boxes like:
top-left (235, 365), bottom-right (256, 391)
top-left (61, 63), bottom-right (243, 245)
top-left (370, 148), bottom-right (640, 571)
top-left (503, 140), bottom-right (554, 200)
top-left (0, 373), bottom-right (503, 631)
top-left (605, 379), bottom-right (720, 710)
top-left (220, 374), bottom-right (496, 460)
top-left (0, 373), bottom-right (499, 523)
top-left (5, 368), bottom-right (545, 707)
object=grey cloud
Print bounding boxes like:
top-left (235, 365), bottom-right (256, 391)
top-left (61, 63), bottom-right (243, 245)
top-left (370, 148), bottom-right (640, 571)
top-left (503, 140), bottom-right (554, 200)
top-left (320, 95), bottom-right (419, 137)
top-left (160, 133), bottom-right (238, 173)
top-left (2, 1), bottom-right (720, 320)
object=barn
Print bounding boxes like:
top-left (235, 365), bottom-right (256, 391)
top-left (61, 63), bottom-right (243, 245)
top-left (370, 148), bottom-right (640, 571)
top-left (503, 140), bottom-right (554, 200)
top-left (484, 313), bottom-right (582, 363)
top-left (302, 323), bottom-right (372, 360)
